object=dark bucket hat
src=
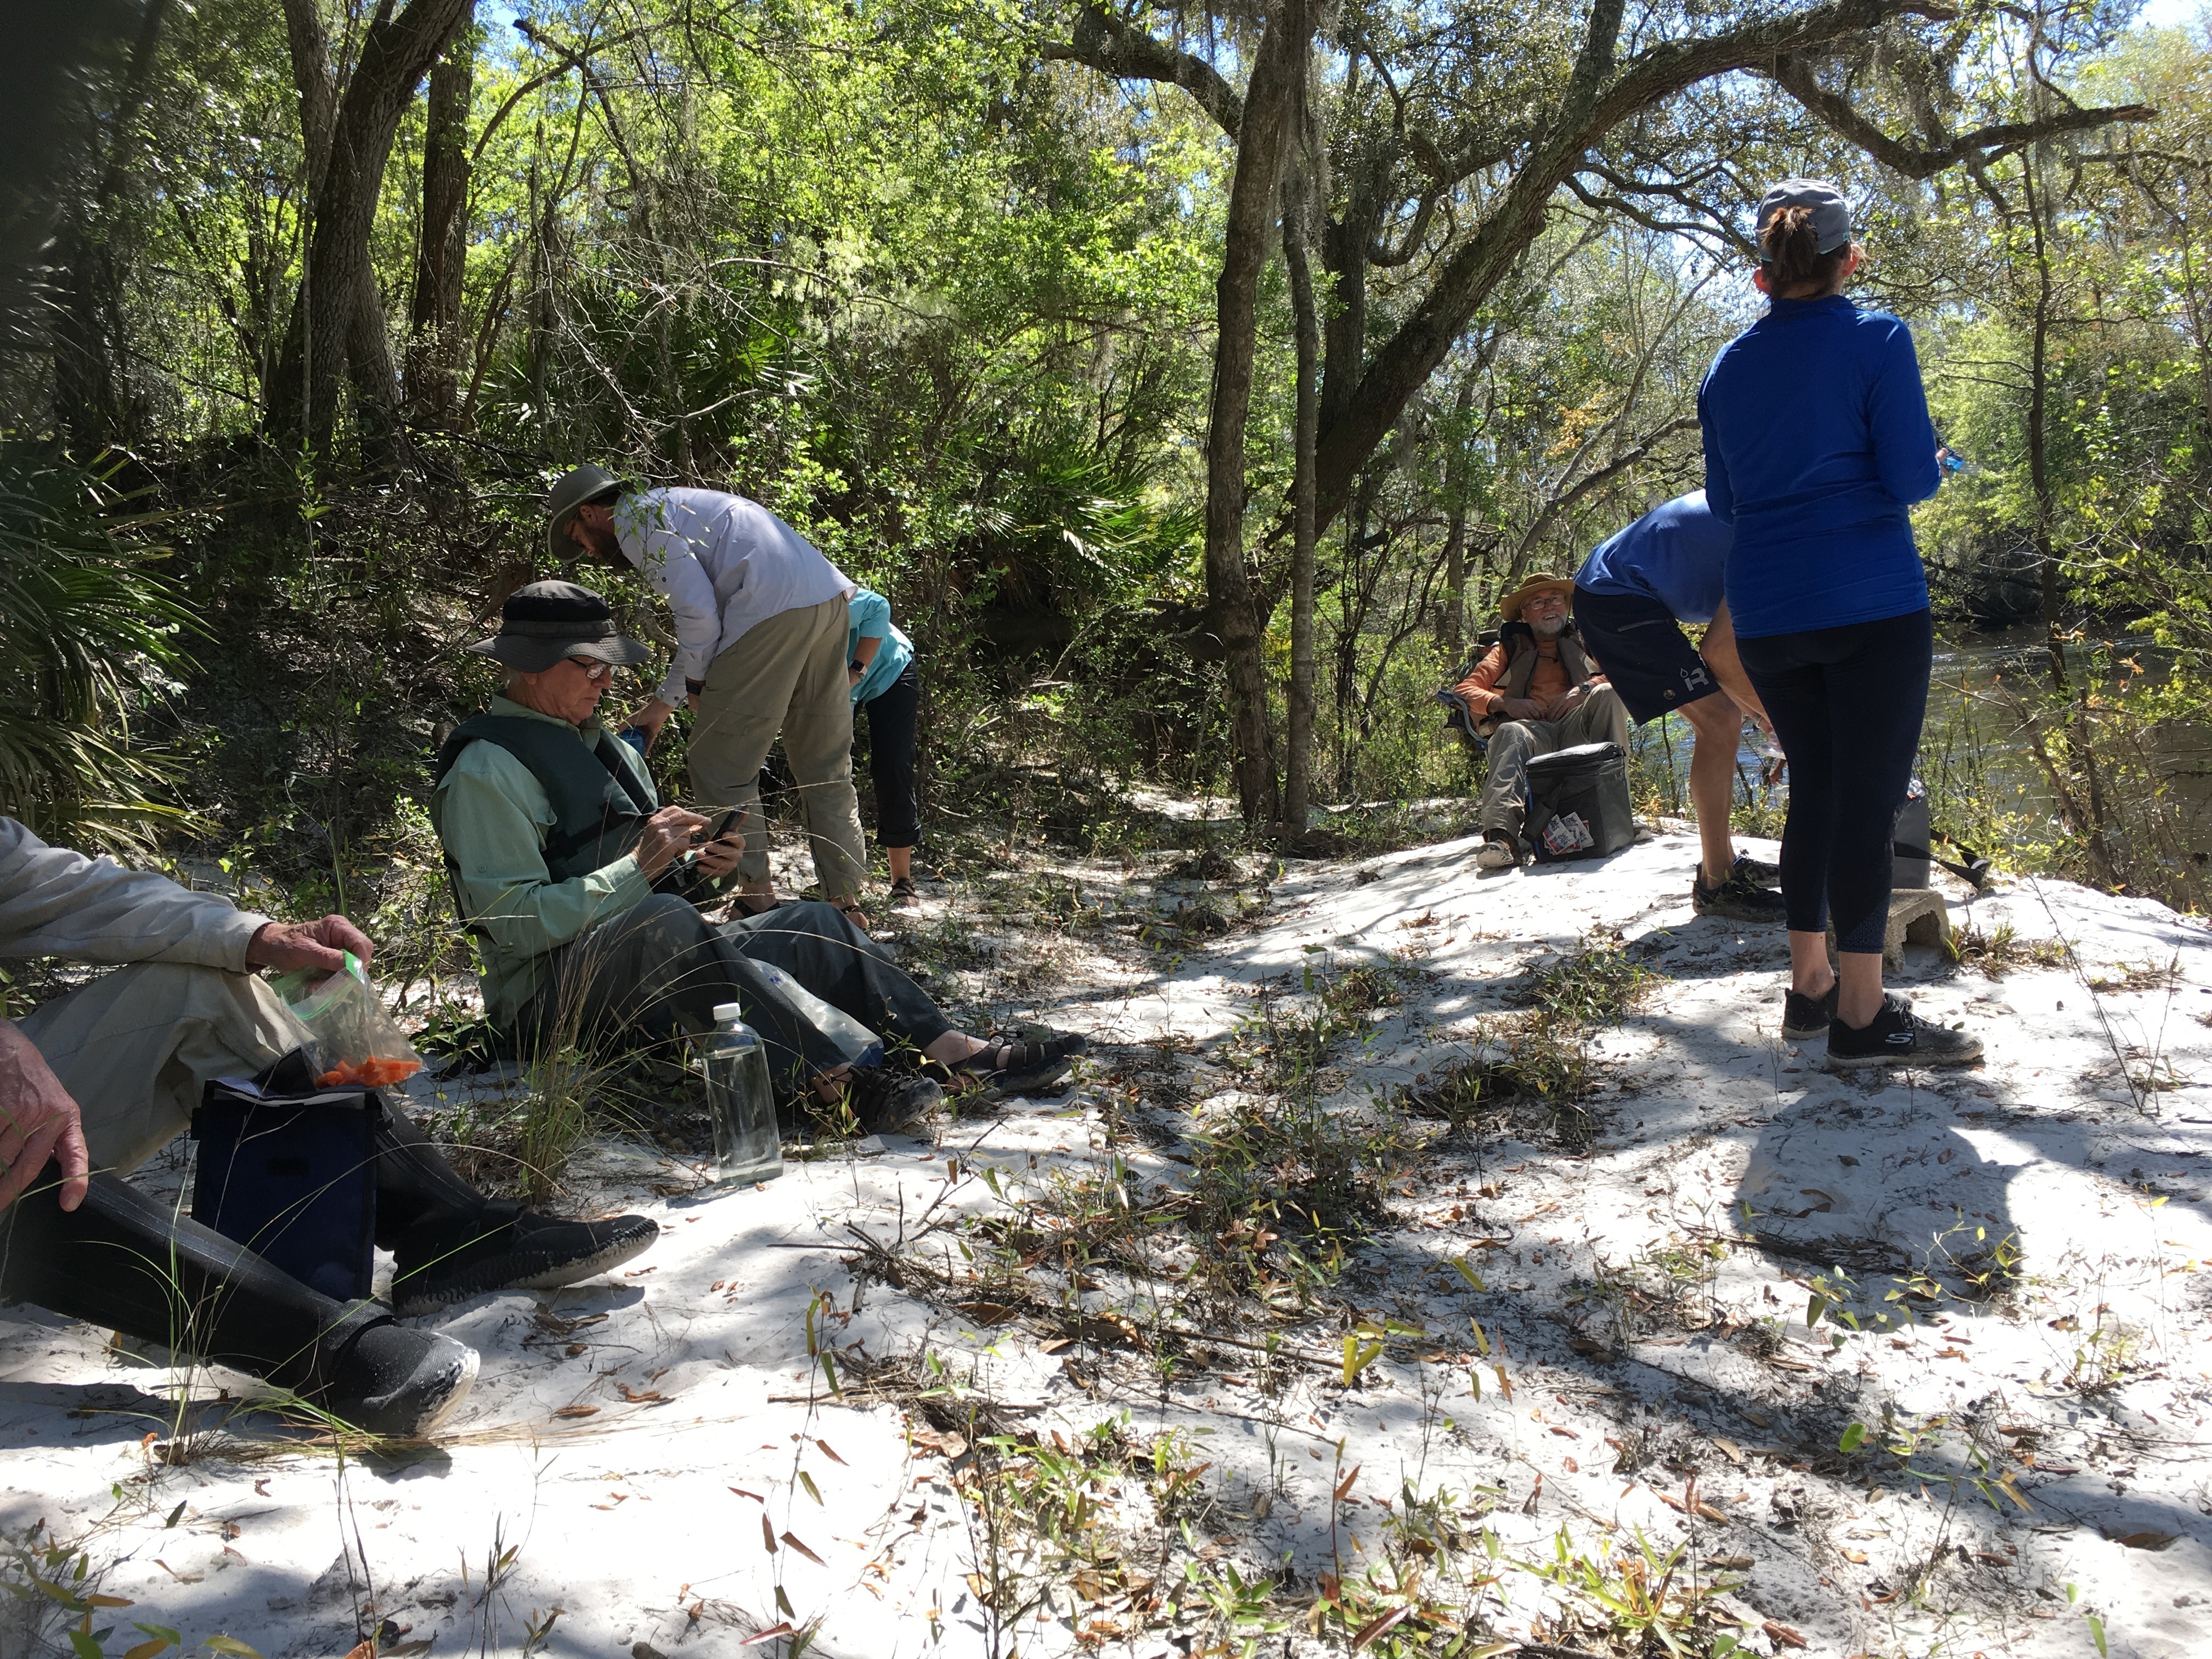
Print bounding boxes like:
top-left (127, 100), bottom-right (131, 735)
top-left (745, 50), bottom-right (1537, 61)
top-left (465, 580), bottom-right (652, 673)
top-left (544, 462), bottom-right (626, 558)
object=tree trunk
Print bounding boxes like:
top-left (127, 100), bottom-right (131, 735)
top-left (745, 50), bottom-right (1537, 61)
top-left (1437, 376), bottom-right (1477, 665)
top-left (270, 0), bottom-right (472, 467)
top-left (1282, 161), bottom-right (1320, 833)
top-left (2021, 149), bottom-right (2114, 887)
top-left (408, 29), bottom-right (472, 428)
top-left (1203, 0), bottom-right (1308, 824)
top-left (50, 0), bottom-right (172, 449)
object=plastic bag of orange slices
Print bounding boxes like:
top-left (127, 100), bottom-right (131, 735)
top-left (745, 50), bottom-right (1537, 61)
top-left (268, 951), bottom-right (423, 1090)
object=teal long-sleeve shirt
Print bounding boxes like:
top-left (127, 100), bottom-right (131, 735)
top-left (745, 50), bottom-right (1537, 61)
top-left (429, 696), bottom-right (656, 1026)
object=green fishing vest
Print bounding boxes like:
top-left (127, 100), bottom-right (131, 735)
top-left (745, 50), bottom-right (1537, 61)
top-left (433, 714), bottom-right (657, 884)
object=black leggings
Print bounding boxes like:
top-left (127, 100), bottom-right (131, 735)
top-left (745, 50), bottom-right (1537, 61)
top-left (857, 661), bottom-right (921, 850)
top-left (1736, 608), bottom-right (1931, 954)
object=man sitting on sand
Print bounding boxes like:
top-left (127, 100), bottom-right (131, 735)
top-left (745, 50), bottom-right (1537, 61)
top-left (1572, 490), bottom-right (1786, 922)
top-left (1448, 575), bottom-right (1631, 870)
top-left (0, 819), bottom-right (659, 1436)
top-left (430, 582), bottom-right (1085, 1132)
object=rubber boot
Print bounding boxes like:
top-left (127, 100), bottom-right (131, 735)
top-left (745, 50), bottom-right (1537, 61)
top-left (0, 1163), bottom-right (476, 1436)
top-left (370, 1099), bottom-right (500, 1244)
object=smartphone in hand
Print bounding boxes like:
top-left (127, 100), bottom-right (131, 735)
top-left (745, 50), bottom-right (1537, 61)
top-left (702, 807), bottom-right (744, 844)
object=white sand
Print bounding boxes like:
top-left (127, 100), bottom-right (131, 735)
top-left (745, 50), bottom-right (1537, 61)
top-left (4, 826), bottom-right (2209, 1656)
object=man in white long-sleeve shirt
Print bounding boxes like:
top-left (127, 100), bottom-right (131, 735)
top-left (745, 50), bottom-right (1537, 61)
top-left (544, 465), bottom-right (870, 922)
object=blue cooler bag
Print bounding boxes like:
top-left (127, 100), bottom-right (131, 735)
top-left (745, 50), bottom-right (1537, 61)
top-left (191, 1064), bottom-right (379, 1303)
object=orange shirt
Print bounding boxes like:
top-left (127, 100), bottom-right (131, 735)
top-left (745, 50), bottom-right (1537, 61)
top-left (1453, 638), bottom-right (1576, 717)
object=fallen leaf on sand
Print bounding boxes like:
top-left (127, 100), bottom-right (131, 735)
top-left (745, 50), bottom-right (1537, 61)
top-left (1764, 1621), bottom-right (1809, 1649)
top-left (1840, 1548), bottom-right (1869, 1564)
top-left (1709, 1555), bottom-right (1754, 1570)
top-left (553, 1405), bottom-right (599, 1420)
top-left (1712, 1438), bottom-right (1743, 1464)
top-left (2108, 1530), bottom-right (2179, 1550)
top-left (618, 1384), bottom-right (668, 1403)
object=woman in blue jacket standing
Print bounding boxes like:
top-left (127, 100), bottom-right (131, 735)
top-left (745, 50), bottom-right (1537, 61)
top-left (845, 587), bottom-right (924, 906)
top-left (1699, 179), bottom-right (1979, 1070)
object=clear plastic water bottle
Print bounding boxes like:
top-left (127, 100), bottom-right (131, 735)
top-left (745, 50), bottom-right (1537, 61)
top-left (703, 1002), bottom-right (782, 1183)
top-left (748, 961), bottom-right (884, 1068)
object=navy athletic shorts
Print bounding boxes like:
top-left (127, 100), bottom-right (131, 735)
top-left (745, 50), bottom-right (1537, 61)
top-left (1571, 585), bottom-right (1723, 725)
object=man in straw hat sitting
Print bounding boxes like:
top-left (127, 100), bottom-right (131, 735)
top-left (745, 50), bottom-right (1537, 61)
top-left (541, 465), bottom-right (872, 925)
top-left (1446, 574), bottom-right (1630, 870)
top-left (431, 583), bottom-right (1088, 1133)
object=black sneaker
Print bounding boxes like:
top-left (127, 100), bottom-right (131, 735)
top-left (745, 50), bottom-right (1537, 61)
top-left (842, 1066), bottom-right (943, 1135)
top-left (1781, 981), bottom-right (1839, 1041)
top-left (1692, 859), bottom-right (1789, 923)
top-left (324, 1319), bottom-right (479, 1437)
top-left (1825, 992), bottom-right (1984, 1071)
top-left (1734, 853), bottom-right (1782, 888)
top-left (393, 1204), bottom-right (660, 1314)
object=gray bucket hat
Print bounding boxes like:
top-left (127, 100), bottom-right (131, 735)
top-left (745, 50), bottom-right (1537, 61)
top-left (544, 462), bottom-right (627, 557)
top-left (1754, 178), bottom-right (1854, 256)
top-left (465, 580), bottom-right (652, 673)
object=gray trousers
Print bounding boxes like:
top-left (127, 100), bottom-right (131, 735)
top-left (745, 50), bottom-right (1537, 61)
top-left (20, 963), bottom-right (310, 1176)
top-left (513, 894), bottom-right (952, 1087)
top-left (1477, 685), bottom-right (1631, 843)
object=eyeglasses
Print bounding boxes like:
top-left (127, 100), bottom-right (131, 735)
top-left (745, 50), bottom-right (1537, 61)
top-left (566, 656), bottom-right (613, 682)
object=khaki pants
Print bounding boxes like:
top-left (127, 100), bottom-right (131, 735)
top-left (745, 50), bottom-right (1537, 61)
top-left (19, 963), bottom-right (308, 1177)
top-left (687, 592), bottom-right (868, 901)
top-left (1477, 685), bottom-right (1632, 844)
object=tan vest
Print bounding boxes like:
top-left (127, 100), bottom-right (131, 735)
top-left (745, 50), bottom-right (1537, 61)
top-left (1499, 625), bottom-right (1596, 699)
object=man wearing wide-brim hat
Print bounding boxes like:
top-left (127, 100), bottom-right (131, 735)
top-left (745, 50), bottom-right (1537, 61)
top-left (541, 464), bottom-right (871, 926)
top-left (1445, 572), bottom-right (1630, 868)
top-left (428, 582), bottom-right (1091, 1130)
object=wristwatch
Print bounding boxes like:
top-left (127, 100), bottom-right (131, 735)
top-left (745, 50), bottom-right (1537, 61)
top-left (850, 659), bottom-right (866, 674)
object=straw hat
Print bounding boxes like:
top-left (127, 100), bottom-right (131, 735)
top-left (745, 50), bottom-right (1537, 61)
top-left (1498, 573), bottom-right (1575, 623)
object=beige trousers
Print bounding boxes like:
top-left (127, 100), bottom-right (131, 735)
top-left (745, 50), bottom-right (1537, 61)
top-left (687, 592), bottom-right (868, 902)
top-left (1477, 685), bottom-right (1633, 843)
top-left (19, 963), bottom-right (308, 1177)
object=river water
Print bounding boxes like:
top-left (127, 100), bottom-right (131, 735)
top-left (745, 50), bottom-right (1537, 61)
top-left (1630, 625), bottom-right (2212, 874)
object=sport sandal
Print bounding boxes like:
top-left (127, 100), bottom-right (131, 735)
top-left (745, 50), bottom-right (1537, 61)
top-left (1825, 992), bottom-right (1984, 1071)
top-left (951, 1032), bottom-right (1089, 1096)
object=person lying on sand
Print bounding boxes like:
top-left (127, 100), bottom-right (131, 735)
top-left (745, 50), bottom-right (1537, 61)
top-left (430, 582), bottom-right (1086, 1135)
top-left (1571, 490), bottom-right (1786, 923)
top-left (0, 819), bottom-right (657, 1437)
top-left (1447, 575), bottom-right (1631, 870)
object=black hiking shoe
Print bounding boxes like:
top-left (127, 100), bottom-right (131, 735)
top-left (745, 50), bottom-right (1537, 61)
top-left (1736, 853), bottom-right (1782, 888)
top-left (324, 1320), bottom-right (479, 1437)
top-left (1825, 993), bottom-right (1985, 1071)
top-left (1692, 857), bottom-right (1789, 923)
top-left (842, 1065), bottom-right (943, 1135)
top-left (1781, 981), bottom-right (1839, 1041)
top-left (393, 1204), bottom-right (659, 1314)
